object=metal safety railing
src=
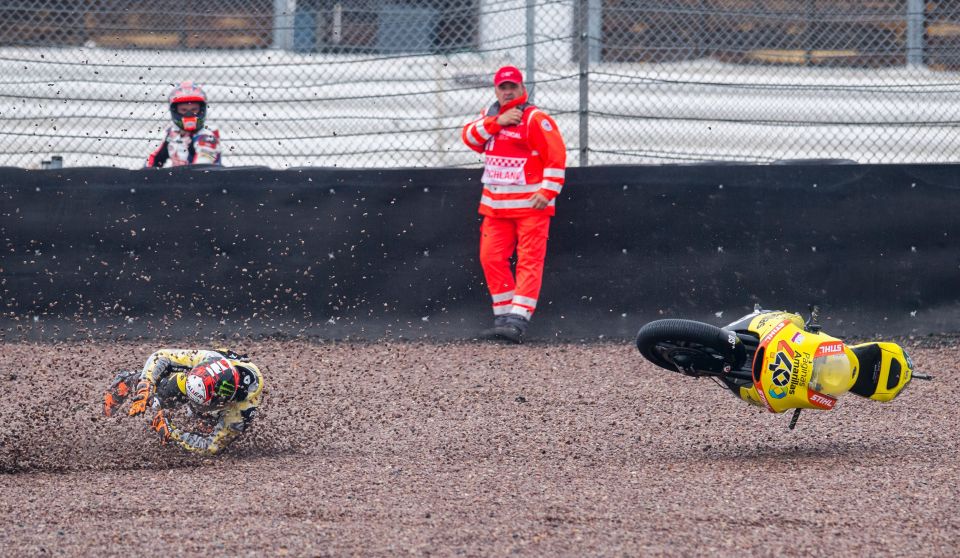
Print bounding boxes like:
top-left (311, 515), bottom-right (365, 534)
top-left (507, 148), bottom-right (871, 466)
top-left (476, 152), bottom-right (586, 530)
top-left (3, 0), bottom-right (960, 169)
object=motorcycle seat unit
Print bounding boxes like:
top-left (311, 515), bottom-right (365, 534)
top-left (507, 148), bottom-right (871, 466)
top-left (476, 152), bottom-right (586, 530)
top-left (849, 342), bottom-right (911, 401)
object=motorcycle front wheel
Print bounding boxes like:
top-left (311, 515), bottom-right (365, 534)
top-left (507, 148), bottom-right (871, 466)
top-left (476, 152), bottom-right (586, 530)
top-left (636, 319), bottom-right (745, 378)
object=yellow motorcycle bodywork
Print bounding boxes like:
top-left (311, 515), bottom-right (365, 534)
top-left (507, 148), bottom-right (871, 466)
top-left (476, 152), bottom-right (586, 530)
top-left (737, 313), bottom-right (856, 412)
top-left (733, 311), bottom-right (914, 412)
top-left (637, 308), bottom-right (918, 416)
top-left (845, 341), bottom-right (915, 402)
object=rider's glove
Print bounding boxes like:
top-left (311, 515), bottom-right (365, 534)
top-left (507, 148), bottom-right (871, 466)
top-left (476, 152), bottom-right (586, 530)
top-left (128, 381), bottom-right (153, 417)
top-left (151, 409), bottom-right (172, 444)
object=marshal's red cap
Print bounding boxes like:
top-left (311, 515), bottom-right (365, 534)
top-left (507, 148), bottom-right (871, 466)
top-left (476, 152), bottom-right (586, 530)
top-left (493, 66), bottom-right (523, 86)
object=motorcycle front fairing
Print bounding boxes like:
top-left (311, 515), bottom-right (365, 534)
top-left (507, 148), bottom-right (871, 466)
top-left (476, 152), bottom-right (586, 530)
top-left (725, 310), bottom-right (860, 413)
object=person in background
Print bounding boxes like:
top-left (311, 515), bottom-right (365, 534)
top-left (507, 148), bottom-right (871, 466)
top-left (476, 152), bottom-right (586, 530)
top-left (147, 81), bottom-right (222, 167)
top-left (461, 65), bottom-right (567, 343)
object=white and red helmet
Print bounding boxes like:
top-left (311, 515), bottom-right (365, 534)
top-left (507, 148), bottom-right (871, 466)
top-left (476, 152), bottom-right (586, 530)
top-left (168, 81), bottom-right (208, 132)
top-left (185, 356), bottom-right (239, 408)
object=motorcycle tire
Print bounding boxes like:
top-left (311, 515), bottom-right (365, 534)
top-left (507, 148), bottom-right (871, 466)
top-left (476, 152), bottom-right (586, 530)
top-left (636, 319), bottom-right (746, 377)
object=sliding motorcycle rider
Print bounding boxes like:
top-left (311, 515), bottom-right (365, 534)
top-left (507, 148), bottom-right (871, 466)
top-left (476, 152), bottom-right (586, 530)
top-left (103, 348), bottom-right (263, 455)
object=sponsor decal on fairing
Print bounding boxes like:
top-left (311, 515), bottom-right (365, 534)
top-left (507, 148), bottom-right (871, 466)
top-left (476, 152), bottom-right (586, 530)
top-left (759, 319), bottom-right (791, 347)
top-left (815, 341), bottom-right (845, 357)
top-left (807, 390), bottom-right (837, 409)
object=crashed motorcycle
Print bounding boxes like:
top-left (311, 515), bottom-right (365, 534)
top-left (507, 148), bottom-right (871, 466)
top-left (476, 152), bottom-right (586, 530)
top-left (635, 306), bottom-right (932, 429)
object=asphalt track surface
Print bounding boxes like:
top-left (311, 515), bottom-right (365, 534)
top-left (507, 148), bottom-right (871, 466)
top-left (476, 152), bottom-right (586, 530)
top-left (1, 340), bottom-right (957, 556)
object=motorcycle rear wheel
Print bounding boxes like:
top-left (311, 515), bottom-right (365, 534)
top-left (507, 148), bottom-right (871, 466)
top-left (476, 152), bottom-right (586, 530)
top-left (636, 319), bottom-right (745, 377)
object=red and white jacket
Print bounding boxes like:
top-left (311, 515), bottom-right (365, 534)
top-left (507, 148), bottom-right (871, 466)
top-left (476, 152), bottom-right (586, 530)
top-left (147, 126), bottom-right (222, 168)
top-left (461, 93), bottom-right (566, 217)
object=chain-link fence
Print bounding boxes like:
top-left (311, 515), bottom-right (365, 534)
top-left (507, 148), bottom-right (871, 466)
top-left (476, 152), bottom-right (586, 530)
top-left (3, 0), bottom-right (960, 168)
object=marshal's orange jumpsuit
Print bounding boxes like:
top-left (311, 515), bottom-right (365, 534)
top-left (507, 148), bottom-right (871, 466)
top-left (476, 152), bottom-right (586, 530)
top-left (461, 91), bottom-right (566, 320)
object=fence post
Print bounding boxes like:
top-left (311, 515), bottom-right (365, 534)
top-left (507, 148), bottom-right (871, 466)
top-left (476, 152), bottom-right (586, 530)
top-left (526, 0), bottom-right (536, 102)
top-left (273, 0), bottom-right (294, 50)
top-left (332, 2), bottom-right (343, 45)
top-left (588, 0), bottom-right (602, 63)
top-left (906, 0), bottom-right (925, 66)
top-left (577, 0), bottom-right (590, 166)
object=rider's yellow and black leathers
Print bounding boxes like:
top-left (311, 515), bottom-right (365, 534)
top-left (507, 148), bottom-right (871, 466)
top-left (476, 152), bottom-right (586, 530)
top-left (141, 349), bottom-right (264, 455)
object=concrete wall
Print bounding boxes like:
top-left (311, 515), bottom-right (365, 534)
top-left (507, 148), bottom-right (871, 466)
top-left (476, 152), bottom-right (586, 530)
top-left (3, 163), bottom-right (959, 340)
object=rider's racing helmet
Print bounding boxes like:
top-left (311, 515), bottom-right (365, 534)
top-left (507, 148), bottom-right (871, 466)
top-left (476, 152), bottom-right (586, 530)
top-left (184, 356), bottom-right (240, 409)
top-left (808, 344), bottom-right (855, 396)
top-left (168, 81), bottom-right (207, 132)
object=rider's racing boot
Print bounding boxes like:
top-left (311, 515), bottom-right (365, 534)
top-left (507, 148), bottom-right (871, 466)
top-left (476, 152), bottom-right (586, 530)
top-left (103, 369), bottom-right (140, 417)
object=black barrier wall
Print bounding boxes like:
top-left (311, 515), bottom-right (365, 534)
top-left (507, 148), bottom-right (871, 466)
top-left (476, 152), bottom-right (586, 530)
top-left (2, 164), bottom-right (960, 340)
